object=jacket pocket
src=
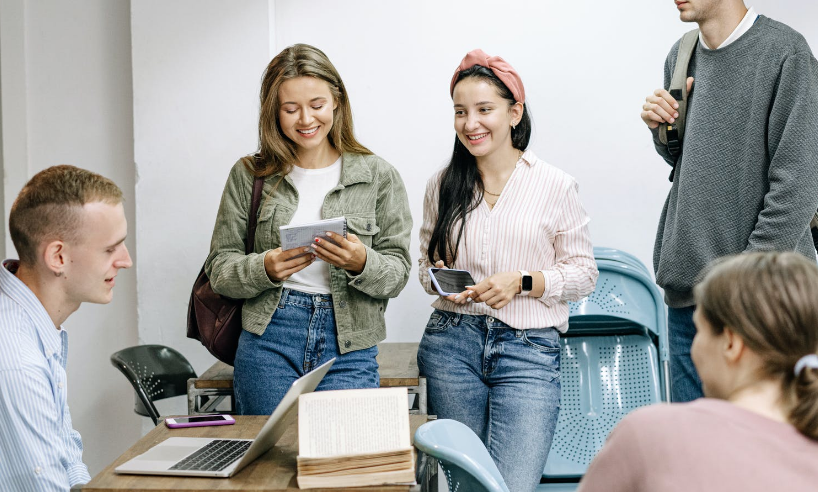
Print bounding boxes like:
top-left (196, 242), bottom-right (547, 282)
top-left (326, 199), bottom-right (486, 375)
top-left (254, 202), bottom-right (278, 251)
top-left (346, 214), bottom-right (380, 248)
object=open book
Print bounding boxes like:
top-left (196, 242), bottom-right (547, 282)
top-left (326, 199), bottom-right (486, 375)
top-left (296, 387), bottom-right (416, 489)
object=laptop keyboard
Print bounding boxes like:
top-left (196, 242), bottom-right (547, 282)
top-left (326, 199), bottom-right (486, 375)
top-left (169, 439), bottom-right (252, 472)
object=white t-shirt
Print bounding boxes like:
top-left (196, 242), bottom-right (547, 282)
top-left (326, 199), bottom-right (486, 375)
top-left (282, 156), bottom-right (342, 295)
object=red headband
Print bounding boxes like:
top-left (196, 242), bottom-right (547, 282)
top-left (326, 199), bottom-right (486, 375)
top-left (450, 49), bottom-right (525, 104)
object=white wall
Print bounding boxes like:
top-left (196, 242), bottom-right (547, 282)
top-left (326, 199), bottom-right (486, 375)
top-left (130, 0), bottom-right (272, 376)
top-left (1, 0), bottom-right (816, 481)
top-left (0, 0), bottom-right (139, 476)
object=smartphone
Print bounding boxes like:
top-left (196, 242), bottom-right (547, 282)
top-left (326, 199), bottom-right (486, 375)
top-left (165, 414), bottom-right (236, 428)
top-left (428, 268), bottom-right (476, 296)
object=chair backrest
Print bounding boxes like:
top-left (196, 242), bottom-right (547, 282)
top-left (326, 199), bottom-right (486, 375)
top-left (544, 334), bottom-right (661, 478)
top-left (592, 246), bottom-right (651, 277)
top-left (110, 345), bottom-right (197, 425)
top-left (414, 419), bottom-right (510, 492)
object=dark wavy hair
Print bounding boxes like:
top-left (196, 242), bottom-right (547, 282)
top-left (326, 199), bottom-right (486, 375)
top-left (426, 65), bottom-right (532, 265)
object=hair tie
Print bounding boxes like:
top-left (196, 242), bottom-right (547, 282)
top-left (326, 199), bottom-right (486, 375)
top-left (794, 354), bottom-right (818, 377)
top-left (450, 49), bottom-right (525, 104)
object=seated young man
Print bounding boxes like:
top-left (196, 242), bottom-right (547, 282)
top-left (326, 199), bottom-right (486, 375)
top-left (0, 165), bottom-right (132, 491)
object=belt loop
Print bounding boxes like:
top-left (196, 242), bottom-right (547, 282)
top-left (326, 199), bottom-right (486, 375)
top-left (452, 313), bottom-right (461, 326)
top-left (278, 288), bottom-right (290, 308)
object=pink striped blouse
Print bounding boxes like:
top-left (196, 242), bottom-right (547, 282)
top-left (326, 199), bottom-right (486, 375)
top-left (418, 150), bottom-right (598, 332)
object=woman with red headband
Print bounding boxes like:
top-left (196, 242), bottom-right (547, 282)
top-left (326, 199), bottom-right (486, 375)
top-left (417, 49), bottom-right (598, 491)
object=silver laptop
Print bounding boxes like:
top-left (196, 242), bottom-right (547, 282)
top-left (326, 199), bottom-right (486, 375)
top-left (115, 358), bottom-right (334, 478)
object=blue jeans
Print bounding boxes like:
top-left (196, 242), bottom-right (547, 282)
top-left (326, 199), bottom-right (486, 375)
top-left (417, 310), bottom-right (561, 492)
top-left (233, 288), bottom-right (380, 415)
top-left (668, 305), bottom-right (703, 402)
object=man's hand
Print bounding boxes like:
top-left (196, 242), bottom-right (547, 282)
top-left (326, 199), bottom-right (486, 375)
top-left (641, 77), bottom-right (694, 129)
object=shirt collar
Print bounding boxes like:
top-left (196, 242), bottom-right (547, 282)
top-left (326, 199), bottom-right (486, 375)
top-left (0, 259), bottom-right (64, 361)
top-left (519, 149), bottom-right (537, 167)
top-left (699, 7), bottom-right (758, 50)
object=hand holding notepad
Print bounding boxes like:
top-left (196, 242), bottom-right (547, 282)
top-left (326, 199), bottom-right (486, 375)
top-left (279, 217), bottom-right (347, 260)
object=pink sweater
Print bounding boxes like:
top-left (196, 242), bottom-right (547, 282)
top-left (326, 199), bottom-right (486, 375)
top-left (578, 399), bottom-right (818, 492)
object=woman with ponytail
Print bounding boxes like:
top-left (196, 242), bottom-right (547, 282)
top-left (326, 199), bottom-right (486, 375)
top-left (417, 49), bottom-right (598, 492)
top-left (579, 251), bottom-right (818, 492)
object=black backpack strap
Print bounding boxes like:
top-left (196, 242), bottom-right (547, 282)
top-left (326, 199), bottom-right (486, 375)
top-left (660, 29), bottom-right (699, 181)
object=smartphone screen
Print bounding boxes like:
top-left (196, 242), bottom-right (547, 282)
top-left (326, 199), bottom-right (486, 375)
top-left (172, 415), bottom-right (229, 424)
top-left (430, 268), bottom-right (475, 295)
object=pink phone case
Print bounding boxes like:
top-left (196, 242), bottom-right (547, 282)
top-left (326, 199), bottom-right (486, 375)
top-left (165, 415), bottom-right (236, 428)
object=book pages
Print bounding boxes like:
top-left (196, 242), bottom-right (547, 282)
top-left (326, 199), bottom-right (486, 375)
top-left (298, 387), bottom-right (410, 458)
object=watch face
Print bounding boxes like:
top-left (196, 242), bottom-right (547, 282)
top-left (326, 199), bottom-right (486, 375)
top-left (522, 275), bottom-right (533, 291)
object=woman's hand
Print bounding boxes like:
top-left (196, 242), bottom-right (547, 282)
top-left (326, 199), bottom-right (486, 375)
top-left (264, 247), bottom-right (315, 282)
top-left (310, 231), bottom-right (367, 274)
top-left (433, 260), bottom-right (474, 304)
top-left (467, 271), bottom-right (521, 310)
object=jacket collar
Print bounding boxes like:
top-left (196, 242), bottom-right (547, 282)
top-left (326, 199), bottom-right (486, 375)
top-left (339, 152), bottom-right (373, 187)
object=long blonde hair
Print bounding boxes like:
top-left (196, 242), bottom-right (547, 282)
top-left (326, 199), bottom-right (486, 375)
top-left (694, 252), bottom-right (818, 440)
top-left (251, 43), bottom-right (371, 177)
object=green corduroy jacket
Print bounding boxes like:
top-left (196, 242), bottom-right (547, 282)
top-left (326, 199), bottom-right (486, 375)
top-left (204, 153), bottom-right (413, 354)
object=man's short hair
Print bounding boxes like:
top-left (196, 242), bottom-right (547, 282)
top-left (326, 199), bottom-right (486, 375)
top-left (9, 165), bottom-right (123, 265)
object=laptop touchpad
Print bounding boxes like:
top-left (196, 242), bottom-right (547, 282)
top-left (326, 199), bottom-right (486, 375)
top-left (140, 444), bottom-right (201, 462)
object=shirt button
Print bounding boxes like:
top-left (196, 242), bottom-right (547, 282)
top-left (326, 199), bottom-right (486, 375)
top-left (34, 466), bottom-right (42, 475)
top-left (58, 382), bottom-right (64, 389)
top-left (354, 279), bottom-right (362, 285)
top-left (45, 350), bottom-right (52, 358)
top-left (339, 301), bottom-right (347, 308)
top-left (344, 340), bottom-right (352, 348)
top-left (487, 317), bottom-right (494, 322)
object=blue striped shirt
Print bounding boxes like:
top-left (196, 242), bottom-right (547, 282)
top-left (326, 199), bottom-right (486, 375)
top-left (0, 260), bottom-right (90, 491)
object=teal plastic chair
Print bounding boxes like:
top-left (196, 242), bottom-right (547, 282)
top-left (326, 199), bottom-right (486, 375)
top-left (540, 255), bottom-right (669, 491)
top-left (414, 419), bottom-right (510, 492)
top-left (592, 246), bottom-right (651, 277)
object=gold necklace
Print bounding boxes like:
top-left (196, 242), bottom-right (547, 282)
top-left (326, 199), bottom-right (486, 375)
top-left (483, 150), bottom-right (523, 198)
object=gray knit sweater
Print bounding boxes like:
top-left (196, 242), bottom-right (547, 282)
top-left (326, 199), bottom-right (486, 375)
top-left (651, 15), bottom-right (818, 307)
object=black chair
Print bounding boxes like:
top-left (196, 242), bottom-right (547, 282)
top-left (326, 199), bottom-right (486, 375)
top-left (110, 345), bottom-right (198, 425)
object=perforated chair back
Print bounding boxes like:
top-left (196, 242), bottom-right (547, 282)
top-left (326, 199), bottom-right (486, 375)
top-left (544, 335), bottom-right (660, 477)
top-left (542, 256), bottom-right (669, 483)
top-left (414, 419), bottom-right (510, 492)
top-left (110, 345), bottom-right (197, 425)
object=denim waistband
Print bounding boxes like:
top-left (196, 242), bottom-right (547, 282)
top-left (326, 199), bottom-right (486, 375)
top-left (279, 288), bottom-right (333, 309)
top-left (434, 310), bottom-right (556, 337)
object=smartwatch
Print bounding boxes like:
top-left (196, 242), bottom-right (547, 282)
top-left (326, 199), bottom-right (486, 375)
top-left (519, 270), bottom-right (533, 296)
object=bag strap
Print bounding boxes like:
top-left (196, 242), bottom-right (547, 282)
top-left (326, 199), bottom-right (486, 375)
top-left (660, 28), bottom-right (699, 181)
top-left (246, 175), bottom-right (265, 255)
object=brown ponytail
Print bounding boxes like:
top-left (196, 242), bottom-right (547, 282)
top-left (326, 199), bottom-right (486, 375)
top-left (693, 252), bottom-right (818, 440)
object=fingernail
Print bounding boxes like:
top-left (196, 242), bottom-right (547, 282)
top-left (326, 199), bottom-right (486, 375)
top-left (673, 103), bottom-right (679, 109)
top-left (466, 290), bottom-right (473, 296)
top-left (304, 248), bottom-right (311, 253)
top-left (466, 298), bottom-right (473, 303)
top-left (326, 232), bottom-right (333, 237)
top-left (454, 295), bottom-right (461, 300)
top-left (310, 244), bottom-right (317, 249)
top-left (674, 112), bottom-right (679, 118)
top-left (315, 238), bottom-right (321, 243)
top-left (669, 117), bottom-right (675, 123)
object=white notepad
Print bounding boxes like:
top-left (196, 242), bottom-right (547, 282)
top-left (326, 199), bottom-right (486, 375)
top-left (280, 217), bottom-right (347, 251)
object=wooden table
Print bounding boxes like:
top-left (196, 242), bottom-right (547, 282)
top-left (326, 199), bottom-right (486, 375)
top-left (187, 343), bottom-right (426, 415)
top-left (82, 415), bottom-right (437, 492)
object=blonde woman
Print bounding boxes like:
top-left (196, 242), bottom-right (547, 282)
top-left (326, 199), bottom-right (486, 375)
top-left (579, 251), bottom-right (818, 492)
top-left (205, 44), bottom-right (412, 415)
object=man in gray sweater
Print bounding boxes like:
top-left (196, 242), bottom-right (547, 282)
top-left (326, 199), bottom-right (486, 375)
top-left (641, 0), bottom-right (818, 402)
